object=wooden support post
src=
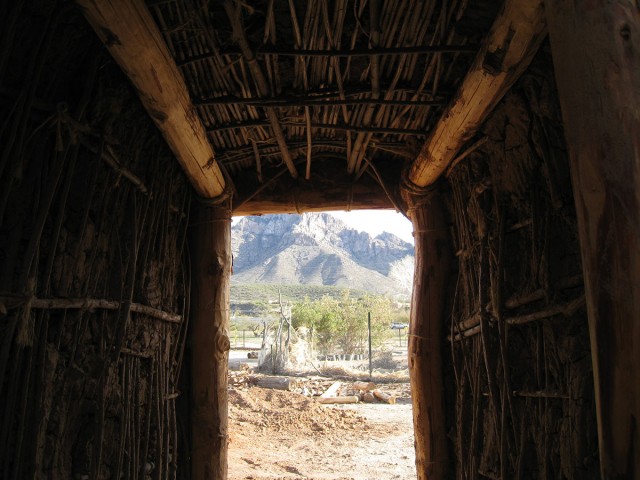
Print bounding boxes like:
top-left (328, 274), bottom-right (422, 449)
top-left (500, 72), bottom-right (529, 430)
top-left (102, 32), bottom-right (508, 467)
top-left (546, 3), bottom-right (640, 478)
top-left (190, 199), bottom-right (232, 480)
top-left (404, 187), bottom-right (451, 479)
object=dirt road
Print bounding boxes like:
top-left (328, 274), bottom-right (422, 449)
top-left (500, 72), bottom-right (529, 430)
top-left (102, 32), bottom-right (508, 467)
top-left (228, 385), bottom-right (416, 480)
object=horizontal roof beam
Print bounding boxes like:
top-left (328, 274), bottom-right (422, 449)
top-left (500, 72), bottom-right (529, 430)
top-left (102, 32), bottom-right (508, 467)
top-left (207, 120), bottom-right (428, 137)
top-left (197, 84), bottom-right (448, 102)
top-left (217, 139), bottom-right (414, 164)
top-left (76, 0), bottom-right (225, 198)
top-left (177, 44), bottom-right (477, 66)
top-left (233, 176), bottom-right (394, 215)
top-left (196, 96), bottom-right (445, 108)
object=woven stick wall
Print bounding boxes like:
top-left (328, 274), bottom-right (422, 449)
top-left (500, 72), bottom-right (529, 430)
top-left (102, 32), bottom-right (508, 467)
top-left (0, 4), bottom-right (192, 478)
top-left (443, 52), bottom-right (599, 479)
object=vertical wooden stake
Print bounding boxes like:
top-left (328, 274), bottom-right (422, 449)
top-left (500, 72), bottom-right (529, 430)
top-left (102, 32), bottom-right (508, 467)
top-left (405, 189), bottom-right (451, 479)
top-left (546, 2), bottom-right (640, 477)
top-left (190, 199), bottom-right (232, 480)
top-left (368, 312), bottom-right (373, 380)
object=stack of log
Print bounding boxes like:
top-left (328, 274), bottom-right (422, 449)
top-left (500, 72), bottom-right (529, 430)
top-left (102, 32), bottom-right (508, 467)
top-left (317, 381), bottom-right (397, 405)
top-left (301, 379), bottom-right (335, 397)
top-left (235, 374), bottom-right (400, 405)
top-left (252, 375), bottom-right (303, 391)
top-left (228, 370), bottom-right (253, 389)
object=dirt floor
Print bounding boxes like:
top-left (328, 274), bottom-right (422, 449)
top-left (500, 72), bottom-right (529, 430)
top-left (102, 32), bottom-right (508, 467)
top-left (228, 383), bottom-right (416, 480)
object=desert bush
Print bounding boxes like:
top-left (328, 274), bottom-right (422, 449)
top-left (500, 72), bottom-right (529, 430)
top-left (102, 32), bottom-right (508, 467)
top-left (291, 291), bottom-right (393, 354)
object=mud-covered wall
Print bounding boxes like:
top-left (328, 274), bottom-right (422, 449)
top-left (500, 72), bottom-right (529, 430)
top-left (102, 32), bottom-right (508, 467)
top-left (443, 47), bottom-right (599, 479)
top-left (0, 3), bottom-right (192, 478)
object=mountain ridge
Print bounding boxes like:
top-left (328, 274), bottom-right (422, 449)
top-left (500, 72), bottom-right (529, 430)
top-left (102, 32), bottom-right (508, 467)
top-left (231, 213), bottom-right (414, 294)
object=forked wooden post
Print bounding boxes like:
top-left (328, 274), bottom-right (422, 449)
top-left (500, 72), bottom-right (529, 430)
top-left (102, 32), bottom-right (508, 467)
top-left (546, 2), bottom-right (640, 477)
top-left (190, 199), bottom-right (232, 479)
top-left (404, 186), bottom-right (451, 479)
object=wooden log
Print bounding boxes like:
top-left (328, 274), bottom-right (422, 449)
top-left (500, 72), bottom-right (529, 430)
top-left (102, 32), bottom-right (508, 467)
top-left (450, 297), bottom-right (585, 340)
top-left (216, 138), bottom-right (414, 162)
top-left (0, 295), bottom-right (182, 323)
top-left (207, 120), bottom-right (428, 137)
top-left (317, 396), bottom-right (359, 404)
top-left (189, 200), bottom-right (232, 480)
top-left (372, 389), bottom-right (396, 405)
top-left (448, 324), bottom-right (482, 342)
top-left (546, 2), bottom-right (640, 477)
top-left (505, 296), bottom-right (585, 326)
top-left (76, 0), bottom-right (225, 198)
top-left (513, 390), bottom-right (569, 400)
top-left (457, 312), bottom-right (481, 331)
top-left (233, 177), bottom-right (393, 215)
top-left (404, 188), bottom-right (451, 479)
top-left (363, 392), bottom-right (376, 403)
top-left (195, 86), bottom-right (447, 105)
top-left (77, 138), bottom-right (149, 195)
top-left (407, 0), bottom-right (546, 188)
top-left (197, 96), bottom-right (444, 108)
top-left (449, 274), bottom-right (585, 339)
top-left (180, 44), bottom-right (477, 65)
top-left (504, 274), bottom-right (583, 309)
top-left (253, 376), bottom-right (297, 391)
top-left (352, 381), bottom-right (376, 392)
top-left (320, 381), bottom-right (342, 398)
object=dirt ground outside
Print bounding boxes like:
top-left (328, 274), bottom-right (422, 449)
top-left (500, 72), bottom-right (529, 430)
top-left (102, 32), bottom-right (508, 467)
top-left (228, 351), bottom-right (416, 480)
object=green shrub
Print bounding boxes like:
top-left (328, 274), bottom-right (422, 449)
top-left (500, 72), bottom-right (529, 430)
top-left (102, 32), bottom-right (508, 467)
top-left (291, 290), bottom-right (393, 354)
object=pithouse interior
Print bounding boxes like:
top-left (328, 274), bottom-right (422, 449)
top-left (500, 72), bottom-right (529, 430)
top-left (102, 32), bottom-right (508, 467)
top-left (0, 0), bottom-right (638, 479)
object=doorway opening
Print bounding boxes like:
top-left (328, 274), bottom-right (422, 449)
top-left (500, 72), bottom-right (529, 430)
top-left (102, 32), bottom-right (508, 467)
top-left (227, 210), bottom-right (416, 479)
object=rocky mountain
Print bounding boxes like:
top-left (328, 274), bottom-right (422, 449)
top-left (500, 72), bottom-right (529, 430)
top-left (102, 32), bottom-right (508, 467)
top-left (231, 213), bottom-right (414, 294)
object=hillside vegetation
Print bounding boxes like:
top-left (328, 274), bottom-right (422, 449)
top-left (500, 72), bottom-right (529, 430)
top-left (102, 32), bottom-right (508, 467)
top-left (231, 283), bottom-right (368, 305)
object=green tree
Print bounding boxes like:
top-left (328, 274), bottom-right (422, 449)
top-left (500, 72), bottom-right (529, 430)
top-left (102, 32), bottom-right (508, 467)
top-left (291, 290), bottom-right (394, 354)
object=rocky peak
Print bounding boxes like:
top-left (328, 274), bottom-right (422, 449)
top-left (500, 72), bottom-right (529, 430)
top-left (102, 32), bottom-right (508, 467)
top-left (231, 213), bottom-right (414, 293)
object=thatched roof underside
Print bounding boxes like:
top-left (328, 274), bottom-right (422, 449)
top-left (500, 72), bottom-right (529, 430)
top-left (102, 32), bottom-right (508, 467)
top-left (146, 0), bottom-right (499, 211)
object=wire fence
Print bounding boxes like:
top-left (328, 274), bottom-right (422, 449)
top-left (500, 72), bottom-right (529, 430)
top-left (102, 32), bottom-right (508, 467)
top-left (229, 327), bottom-right (409, 350)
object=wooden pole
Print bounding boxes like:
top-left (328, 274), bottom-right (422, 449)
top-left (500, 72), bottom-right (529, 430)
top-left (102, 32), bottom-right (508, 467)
top-left (179, 44), bottom-right (477, 64)
top-left (404, 188), bottom-right (451, 479)
top-left (546, 2), bottom-right (640, 477)
top-left (233, 178), bottom-right (393, 215)
top-left (196, 96), bottom-right (445, 107)
top-left (189, 199), bottom-right (232, 480)
top-left (368, 312), bottom-right (373, 380)
top-left (76, 0), bottom-right (225, 198)
top-left (207, 120), bottom-right (428, 137)
top-left (407, 0), bottom-right (546, 188)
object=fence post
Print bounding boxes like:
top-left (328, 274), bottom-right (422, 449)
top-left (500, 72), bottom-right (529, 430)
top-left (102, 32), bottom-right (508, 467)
top-left (368, 312), bottom-right (372, 379)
